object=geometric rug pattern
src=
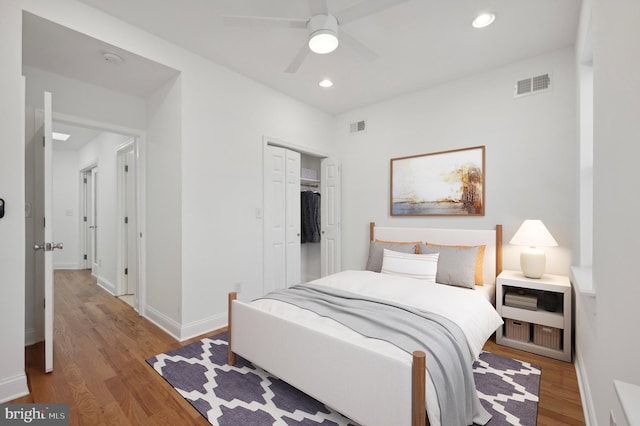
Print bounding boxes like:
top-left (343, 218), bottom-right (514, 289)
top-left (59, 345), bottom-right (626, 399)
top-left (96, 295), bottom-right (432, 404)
top-left (473, 352), bottom-right (541, 426)
top-left (147, 331), bottom-right (540, 426)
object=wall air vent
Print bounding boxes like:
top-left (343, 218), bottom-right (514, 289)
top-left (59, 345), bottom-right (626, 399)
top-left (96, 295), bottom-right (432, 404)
top-left (349, 120), bottom-right (366, 134)
top-left (514, 73), bottom-right (551, 98)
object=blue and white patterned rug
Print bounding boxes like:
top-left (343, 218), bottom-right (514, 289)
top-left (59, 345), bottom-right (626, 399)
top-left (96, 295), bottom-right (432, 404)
top-left (147, 332), bottom-right (540, 426)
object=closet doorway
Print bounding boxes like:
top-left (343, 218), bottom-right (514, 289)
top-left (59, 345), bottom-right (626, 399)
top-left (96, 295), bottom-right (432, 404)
top-left (263, 139), bottom-right (341, 295)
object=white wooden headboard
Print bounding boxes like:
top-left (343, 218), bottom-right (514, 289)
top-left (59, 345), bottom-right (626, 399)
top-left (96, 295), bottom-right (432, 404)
top-left (370, 222), bottom-right (503, 286)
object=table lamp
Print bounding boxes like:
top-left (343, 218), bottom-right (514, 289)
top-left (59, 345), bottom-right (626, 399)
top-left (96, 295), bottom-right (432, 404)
top-left (509, 220), bottom-right (557, 278)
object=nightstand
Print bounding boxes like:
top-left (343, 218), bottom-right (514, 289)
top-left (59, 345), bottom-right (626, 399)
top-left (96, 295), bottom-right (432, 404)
top-left (496, 270), bottom-right (572, 362)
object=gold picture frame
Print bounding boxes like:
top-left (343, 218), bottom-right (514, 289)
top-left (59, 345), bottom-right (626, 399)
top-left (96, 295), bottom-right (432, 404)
top-left (390, 146), bottom-right (485, 216)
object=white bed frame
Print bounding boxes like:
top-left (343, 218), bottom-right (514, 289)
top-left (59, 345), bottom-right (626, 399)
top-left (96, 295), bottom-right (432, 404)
top-left (228, 222), bottom-right (502, 426)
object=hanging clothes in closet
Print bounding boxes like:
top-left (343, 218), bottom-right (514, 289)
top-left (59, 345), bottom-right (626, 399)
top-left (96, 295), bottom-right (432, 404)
top-left (301, 191), bottom-right (321, 243)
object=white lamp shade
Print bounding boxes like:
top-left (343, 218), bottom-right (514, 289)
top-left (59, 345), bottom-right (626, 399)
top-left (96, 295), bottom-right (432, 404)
top-left (510, 220), bottom-right (557, 279)
top-left (509, 220), bottom-right (558, 247)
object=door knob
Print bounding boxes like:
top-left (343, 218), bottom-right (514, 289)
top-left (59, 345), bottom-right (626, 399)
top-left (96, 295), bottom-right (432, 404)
top-left (33, 242), bottom-right (64, 251)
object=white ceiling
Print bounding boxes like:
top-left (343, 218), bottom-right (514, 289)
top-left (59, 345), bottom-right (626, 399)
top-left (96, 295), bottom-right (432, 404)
top-left (23, 0), bottom-right (581, 119)
top-left (74, 0), bottom-right (581, 114)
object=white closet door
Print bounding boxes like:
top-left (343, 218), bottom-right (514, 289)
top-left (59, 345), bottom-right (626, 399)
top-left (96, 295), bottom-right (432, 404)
top-left (264, 145), bottom-right (287, 294)
top-left (321, 158), bottom-right (341, 277)
top-left (285, 150), bottom-right (301, 287)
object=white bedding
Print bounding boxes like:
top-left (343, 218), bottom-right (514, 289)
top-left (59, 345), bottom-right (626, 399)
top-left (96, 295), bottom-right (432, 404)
top-left (250, 270), bottom-right (503, 426)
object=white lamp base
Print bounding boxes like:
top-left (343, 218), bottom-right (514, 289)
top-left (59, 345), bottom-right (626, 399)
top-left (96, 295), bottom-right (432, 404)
top-left (520, 247), bottom-right (546, 278)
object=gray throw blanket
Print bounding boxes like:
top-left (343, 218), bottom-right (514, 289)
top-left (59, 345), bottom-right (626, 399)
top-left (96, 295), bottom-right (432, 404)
top-left (259, 283), bottom-right (491, 426)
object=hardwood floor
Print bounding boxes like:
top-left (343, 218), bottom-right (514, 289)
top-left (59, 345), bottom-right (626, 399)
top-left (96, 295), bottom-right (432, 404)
top-left (12, 270), bottom-right (585, 425)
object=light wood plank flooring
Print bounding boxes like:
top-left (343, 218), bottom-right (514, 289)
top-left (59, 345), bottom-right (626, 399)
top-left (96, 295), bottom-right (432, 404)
top-left (12, 270), bottom-right (585, 425)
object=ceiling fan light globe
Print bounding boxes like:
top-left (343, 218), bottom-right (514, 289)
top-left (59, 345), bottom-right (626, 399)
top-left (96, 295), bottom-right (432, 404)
top-left (309, 30), bottom-right (339, 54)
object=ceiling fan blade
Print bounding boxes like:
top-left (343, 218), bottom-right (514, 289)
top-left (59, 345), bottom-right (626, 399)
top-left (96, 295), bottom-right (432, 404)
top-left (339, 30), bottom-right (378, 62)
top-left (333, 0), bottom-right (410, 25)
top-left (308, 0), bottom-right (329, 16)
top-left (222, 15), bottom-right (307, 29)
top-left (284, 42), bottom-right (311, 73)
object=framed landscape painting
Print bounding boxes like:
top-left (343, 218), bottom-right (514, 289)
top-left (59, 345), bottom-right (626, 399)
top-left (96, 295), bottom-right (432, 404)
top-left (390, 146), bottom-right (485, 216)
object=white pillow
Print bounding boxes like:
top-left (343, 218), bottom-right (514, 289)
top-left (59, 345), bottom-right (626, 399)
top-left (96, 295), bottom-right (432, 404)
top-left (380, 249), bottom-right (439, 282)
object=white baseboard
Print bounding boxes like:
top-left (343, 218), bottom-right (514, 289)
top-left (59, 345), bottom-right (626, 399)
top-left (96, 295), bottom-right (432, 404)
top-left (54, 263), bottom-right (82, 270)
top-left (143, 305), bottom-right (226, 342)
top-left (95, 275), bottom-right (116, 295)
top-left (179, 313), bottom-right (227, 342)
top-left (575, 350), bottom-right (597, 426)
top-left (0, 373), bottom-right (29, 403)
top-left (144, 305), bottom-right (181, 341)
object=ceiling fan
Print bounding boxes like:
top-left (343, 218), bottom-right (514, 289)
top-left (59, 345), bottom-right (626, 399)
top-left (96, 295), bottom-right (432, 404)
top-left (222, 0), bottom-right (410, 73)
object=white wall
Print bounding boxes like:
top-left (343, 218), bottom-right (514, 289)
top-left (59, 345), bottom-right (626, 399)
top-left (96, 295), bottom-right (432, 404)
top-left (178, 47), bottom-right (335, 337)
top-left (52, 150), bottom-right (80, 269)
top-left (0, 0), bottom-right (29, 403)
top-left (589, 1), bottom-right (640, 425)
top-left (23, 66), bottom-right (146, 131)
top-left (335, 47), bottom-right (577, 276)
top-left (145, 75), bottom-right (183, 329)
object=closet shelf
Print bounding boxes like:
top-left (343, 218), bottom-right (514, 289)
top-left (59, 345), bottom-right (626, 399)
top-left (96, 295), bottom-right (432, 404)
top-left (301, 177), bottom-right (320, 184)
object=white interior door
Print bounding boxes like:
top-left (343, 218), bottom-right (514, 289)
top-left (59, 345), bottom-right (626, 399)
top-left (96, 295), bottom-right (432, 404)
top-left (81, 170), bottom-right (92, 269)
top-left (321, 158), bottom-right (341, 277)
top-left (285, 150), bottom-right (301, 287)
top-left (90, 167), bottom-right (99, 275)
top-left (264, 145), bottom-right (302, 293)
top-left (124, 148), bottom-right (138, 296)
top-left (34, 92), bottom-right (60, 373)
top-left (264, 145), bottom-right (287, 295)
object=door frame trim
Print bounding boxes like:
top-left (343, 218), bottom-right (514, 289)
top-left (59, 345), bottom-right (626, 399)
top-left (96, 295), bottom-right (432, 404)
top-left (79, 164), bottom-right (97, 272)
top-left (53, 112), bottom-right (147, 317)
top-left (115, 139), bottom-right (138, 307)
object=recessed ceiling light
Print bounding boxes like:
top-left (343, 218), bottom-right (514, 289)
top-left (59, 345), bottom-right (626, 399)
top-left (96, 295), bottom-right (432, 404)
top-left (318, 79), bottom-right (334, 88)
top-left (472, 13), bottom-right (495, 29)
top-left (52, 132), bottom-right (70, 141)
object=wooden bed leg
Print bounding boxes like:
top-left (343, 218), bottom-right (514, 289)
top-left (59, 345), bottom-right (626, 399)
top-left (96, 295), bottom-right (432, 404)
top-left (228, 292), bottom-right (237, 366)
top-left (412, 350), bottom-right (428, 426)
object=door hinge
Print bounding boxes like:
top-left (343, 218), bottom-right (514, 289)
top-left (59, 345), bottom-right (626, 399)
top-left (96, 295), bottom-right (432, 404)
top-left (43, 298), bottom-right (46, 309)
top-left (84, 177), bottom-right (87, 184)
top-left (42, 136), bottom-right (45, 147)
top-left (125, 165), bottom-right (129, 172)
top-left (124, 216), bottom-right (128, 224)
top-left (43, 217), bottom-right (46, 227)
top-left (84, 216), bottom-right (87, 222)
top-left (84, 254), bottom-right (87, 260)
top-left (124, 268), bottom-right (128, 275)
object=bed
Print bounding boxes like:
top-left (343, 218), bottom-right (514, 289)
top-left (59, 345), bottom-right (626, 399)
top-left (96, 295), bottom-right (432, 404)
top-left (228, 223), bottom-right (504, 426)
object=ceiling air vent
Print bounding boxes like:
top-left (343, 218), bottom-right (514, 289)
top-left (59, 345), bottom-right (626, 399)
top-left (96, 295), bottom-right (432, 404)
top-left (514, 73), bottom-right (551, 98)
top-left (349, 120), bottom-right (366, 134)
